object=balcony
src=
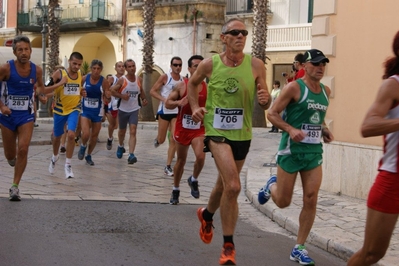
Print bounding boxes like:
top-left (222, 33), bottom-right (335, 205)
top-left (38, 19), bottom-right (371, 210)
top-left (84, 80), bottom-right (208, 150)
top-left (266, 24), bottom-right (311, 52)
top-left (17, 2), bottom-right (117, 33)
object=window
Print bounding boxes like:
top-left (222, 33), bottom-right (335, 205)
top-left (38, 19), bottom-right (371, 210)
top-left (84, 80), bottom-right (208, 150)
top-left (308, 0), bottom-right (314, 23)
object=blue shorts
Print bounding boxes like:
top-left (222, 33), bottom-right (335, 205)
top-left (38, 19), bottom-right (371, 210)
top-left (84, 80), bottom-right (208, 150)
top-left (81, 112), bottom-right (102, 123)
top-left (53, 110), bottom-right (80, 137)
top-left (0, 113), bottom-right (34, 131)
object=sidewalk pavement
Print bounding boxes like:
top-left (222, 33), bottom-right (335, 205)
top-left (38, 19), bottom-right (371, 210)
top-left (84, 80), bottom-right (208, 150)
top-left (0, 118), bottom-right (398, 265)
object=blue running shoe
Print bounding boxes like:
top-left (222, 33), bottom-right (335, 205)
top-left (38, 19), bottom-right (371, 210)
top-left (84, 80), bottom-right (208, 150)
top-left (78, 145), bottom-right (86, 160)
top-left (290, 245), bottom-right (315, 265)
top-left (127, 153), bottom-right (137, 164)
top-left (85, 155), bottom-right (94, 166)
top-left (187, 176), bottom-right (200, 199)
top-left (258, 175), bottom-right (277, 205)
top-left (116, 146), bottom-right (125, 159)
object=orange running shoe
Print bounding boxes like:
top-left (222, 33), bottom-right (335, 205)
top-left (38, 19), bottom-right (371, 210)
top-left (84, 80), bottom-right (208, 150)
top-left (197, 207), bottom-right (214, 244)
top-left (219, 243), bottom-right (236, 265)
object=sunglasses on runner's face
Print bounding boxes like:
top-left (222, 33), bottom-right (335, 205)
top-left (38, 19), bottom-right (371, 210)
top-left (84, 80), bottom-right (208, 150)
top-left (172, 63), bottom-right (182, 67)
top-left (310, 62), bottom-right (327, 67)
top-left (223, 29), bottom-right (249, 36)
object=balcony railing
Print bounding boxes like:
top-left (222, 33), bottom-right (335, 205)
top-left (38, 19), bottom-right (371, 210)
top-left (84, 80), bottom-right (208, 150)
top-left (128, 0), bottom-right (226, 6)
top-left (61, 2), bottom-right (117, 22)
top-left (226, 0), bottom-right (253, 15)
top-left (17, 2), bottom-right (117, 28)
top-left (266, 24), bottom-right (311, 51)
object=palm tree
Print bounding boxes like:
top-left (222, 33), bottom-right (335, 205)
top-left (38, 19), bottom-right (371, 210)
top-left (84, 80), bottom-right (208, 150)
top-left (140, 0), bottom-right (156, 121)
top-left (47, 0), bottom-right (61, 76)
top-left (251, 0), bottom-right (268, 127)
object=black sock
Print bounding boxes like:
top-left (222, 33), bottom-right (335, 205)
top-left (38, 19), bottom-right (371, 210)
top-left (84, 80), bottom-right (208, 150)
top-left (203, 208), bottom-right (214, 221)
top-left (223, 235), bottom-right (234, 245)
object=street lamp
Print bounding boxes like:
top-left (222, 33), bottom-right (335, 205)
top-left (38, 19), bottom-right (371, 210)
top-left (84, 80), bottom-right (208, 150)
top-left (33, 0), bottom-right (63, 117)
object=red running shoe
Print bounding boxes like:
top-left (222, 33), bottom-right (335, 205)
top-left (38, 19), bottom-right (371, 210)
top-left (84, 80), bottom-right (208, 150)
top-left (197, 207), bottom-right (214, 244)
top-left (219, 243), bottom-right (236, 265)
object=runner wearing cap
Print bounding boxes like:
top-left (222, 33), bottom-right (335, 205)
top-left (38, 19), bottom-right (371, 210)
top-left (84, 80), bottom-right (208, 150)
top-left (258, 49), bottom-right (334, 265)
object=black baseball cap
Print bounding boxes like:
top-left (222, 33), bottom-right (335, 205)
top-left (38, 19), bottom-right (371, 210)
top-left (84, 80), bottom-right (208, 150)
top-left (304, 49), bottom-right (330, 63)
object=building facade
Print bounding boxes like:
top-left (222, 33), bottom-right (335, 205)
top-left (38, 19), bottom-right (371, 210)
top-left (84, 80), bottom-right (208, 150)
top-left (310, 0), bottom-right (399, 199)
top-left (0, 0), bottom-right (125, 77)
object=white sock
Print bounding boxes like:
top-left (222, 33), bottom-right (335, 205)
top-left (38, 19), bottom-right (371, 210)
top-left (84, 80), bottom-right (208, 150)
top-left (66, 158), bottom-right (72, 165)
top-left (173, 187), bottom-right (180, 191)
top-left (191, 176), bottom-right (198, 182)
top-left (52, 154), bottom-right (59, 162)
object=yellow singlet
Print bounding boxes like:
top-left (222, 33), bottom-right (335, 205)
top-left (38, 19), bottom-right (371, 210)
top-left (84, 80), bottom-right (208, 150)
top-left (53, 69), bottom-right (82, 115)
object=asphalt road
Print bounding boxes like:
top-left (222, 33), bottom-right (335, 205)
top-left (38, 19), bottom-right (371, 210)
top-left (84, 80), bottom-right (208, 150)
top-left (0, 199), bottom-right (346, 266)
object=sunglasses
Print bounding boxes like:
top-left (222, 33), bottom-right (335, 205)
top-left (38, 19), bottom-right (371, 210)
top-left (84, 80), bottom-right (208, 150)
top-left (310, 62), bottom-right (327, 67)
top-left (172, 64), bottom-right (182, 67)
top-left (222, 29), bottom-right (249, 36)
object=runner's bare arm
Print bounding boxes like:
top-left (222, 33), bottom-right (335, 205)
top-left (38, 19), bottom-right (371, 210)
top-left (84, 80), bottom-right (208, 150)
top-left (361, 78), bottom-right (399, 137)
top-left (188, 58), bottom-right (211, 123)
top-left (150, 74), bottom-right (167, 102)
top-left (165, 81), bottom-right (186, 109)
top-left (42, 70), bottom-right (67, 94)
top-left (252, 58), bottom-right (270, 109)
top-left (102, 77), bottom-right (111, 101)
top-left (138, 76), bottom-right (148, 106)
top-left (35, 66), bottom-right (47, 104)
top-left (0, 66), bottom-right (11, 114)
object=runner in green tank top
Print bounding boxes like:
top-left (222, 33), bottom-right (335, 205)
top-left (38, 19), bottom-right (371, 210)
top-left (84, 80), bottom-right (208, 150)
top-left (258, 49), bottom-right (334, 265)
top-left (187, 18), bottom-right (271, 265)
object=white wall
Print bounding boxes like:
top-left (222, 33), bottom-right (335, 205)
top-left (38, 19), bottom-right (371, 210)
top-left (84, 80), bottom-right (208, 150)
top-left (128, 23), bottom-right (213, 77)
top-left (269, 0), bottom-right (310, 26)
top-left (127, 20), bottom-right (251, 75)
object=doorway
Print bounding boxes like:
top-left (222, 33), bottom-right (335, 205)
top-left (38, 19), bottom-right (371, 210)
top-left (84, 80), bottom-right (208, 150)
top-left (273, 63), bottom-right (295, 87)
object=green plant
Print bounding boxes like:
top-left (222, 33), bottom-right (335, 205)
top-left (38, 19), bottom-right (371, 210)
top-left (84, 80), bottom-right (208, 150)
top-left (80, 61), bottom-right (89, 75)
top-left (184, 5), bottom-right (202, 23)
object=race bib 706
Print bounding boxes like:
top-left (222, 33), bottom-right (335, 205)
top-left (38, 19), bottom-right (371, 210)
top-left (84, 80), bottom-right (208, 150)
top-left (213, 107), bottom-right (243, 130)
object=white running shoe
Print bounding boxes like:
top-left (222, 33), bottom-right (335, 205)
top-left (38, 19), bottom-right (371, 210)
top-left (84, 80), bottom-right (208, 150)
top-left (48, 158), bottom-right (58, 174)
top-left (64, 164), bottom-right (74, 179)
top-left (164, 166), bottom-right (174, 177)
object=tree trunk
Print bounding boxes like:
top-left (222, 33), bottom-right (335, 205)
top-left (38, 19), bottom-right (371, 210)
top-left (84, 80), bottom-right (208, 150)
top-left (47, 0), bottom-right (61, 76)
top-left (140, 0), bottom-right (156, 121)
top-left (251, 0), bottom-right (269, 128)
top-left (140, 72), bottom-right (155, 121)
